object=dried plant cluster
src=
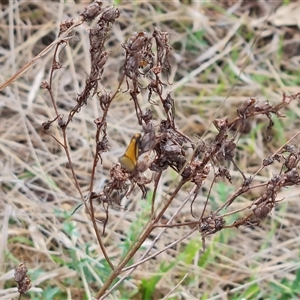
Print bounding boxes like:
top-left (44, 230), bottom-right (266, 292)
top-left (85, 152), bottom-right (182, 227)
top-left (2, 0), bottom-right (300, 299)
top-left (14, 262), bottom-right (31, 298)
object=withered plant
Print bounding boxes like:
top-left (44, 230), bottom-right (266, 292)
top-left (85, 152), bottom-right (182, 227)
top-left (42, 2), bottom-right (300, 299)
top-left (2, 1), bottom-right (300, 299)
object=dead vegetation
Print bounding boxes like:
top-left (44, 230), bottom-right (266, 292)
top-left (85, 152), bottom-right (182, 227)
top-left (1, 1), bottom-right (300, 299)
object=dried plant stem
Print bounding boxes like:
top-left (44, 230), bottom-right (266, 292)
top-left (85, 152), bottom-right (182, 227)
top-left (24, 1), bottom-right (300, 298)
top-left (123, 186), bottom-right (199, 273)
top-left (89, 197), bottom-right (115, 270)
top-left (252, 130), bottom-right (300, 177)
top-left (59, 128), bottom-right (114, 269)
top-left (0, 17), bottom-right (84, 91)
top-left (151, 171), bottom-right (162, 217)
top-left (215, 129), bottom-right (300, 214)
top-left (95, 179), bottom-right (188, 298)
top-left (162, 273), bottom-right (189, 300)
top-left (123, 228), bottom-right (196, 272)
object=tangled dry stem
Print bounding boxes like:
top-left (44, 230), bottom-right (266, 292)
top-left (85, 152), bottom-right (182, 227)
top-left (3, 1), bottom-right (300, 299)
top-left (42, 2), bottom-right (300, 299)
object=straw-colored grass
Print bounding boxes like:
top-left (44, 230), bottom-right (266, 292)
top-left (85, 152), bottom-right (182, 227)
top-left (1, 1), bottom-right (300, 299)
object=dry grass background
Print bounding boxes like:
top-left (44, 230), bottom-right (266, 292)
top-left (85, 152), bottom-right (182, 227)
top-left (1, 1), bottom-right (300, 299)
